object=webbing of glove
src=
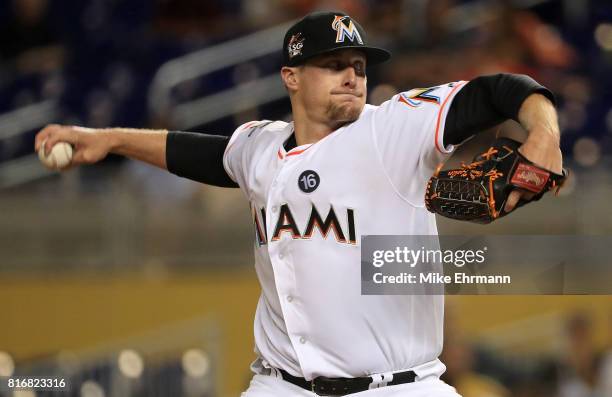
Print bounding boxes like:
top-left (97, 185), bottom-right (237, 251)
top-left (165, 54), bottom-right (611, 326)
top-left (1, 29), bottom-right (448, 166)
top-left (425, 174), bottom-right (492, 223)
top-left (425, 138), bottom-right (567, 224)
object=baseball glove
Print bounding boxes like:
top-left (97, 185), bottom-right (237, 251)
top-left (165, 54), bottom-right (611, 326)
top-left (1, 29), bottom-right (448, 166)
top-left (425, 138), bottom-right (567, 224)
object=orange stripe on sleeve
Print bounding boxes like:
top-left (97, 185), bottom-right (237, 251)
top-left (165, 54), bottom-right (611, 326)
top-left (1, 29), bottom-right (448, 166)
top-left (434, 81), bottom-right (467, 154)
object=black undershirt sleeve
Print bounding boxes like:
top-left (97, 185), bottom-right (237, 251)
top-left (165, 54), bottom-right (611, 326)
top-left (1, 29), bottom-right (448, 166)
top-left (443, 73), bottom-right (556, 147)
top-left (166, 131), bottom-right (238, 188)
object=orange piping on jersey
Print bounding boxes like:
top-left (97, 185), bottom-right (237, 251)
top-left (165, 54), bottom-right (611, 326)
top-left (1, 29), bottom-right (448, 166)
top-left (434, 81), bottom-right (468, 154)
top-left (280, 122), bottom-right (345, 159)
top-left (242, 121), bottom-right (258, 130)
top-left (398, 94), bottom-right (418, 108)
top-left (286, 146), bottom-right (312, 157)
top-left (278, 142), bottom-right (312, 159)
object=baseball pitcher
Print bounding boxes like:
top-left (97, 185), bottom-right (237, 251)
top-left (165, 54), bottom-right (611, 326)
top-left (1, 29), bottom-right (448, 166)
top-left (35, 11), bottom-right (565, 397)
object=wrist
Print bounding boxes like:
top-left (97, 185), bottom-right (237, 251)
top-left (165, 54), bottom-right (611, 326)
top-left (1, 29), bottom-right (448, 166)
top-left (100, 128), bottom-right (121, 153)
top-left (524, 125), bottom-right (560, 147)
top-left (518, 93), bottom-right (560, 142)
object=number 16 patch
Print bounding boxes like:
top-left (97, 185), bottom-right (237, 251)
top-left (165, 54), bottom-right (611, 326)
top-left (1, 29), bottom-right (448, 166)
top-left (298, 170), bottom-right (320, 193)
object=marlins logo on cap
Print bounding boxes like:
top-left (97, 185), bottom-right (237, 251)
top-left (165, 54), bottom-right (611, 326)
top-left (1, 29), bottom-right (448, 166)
top-left (332, 16), bottom-right (363, 44)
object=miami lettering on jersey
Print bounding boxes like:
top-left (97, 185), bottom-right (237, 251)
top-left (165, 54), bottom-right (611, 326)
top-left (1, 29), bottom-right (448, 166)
top-left (251, 203), bottom-right (357, 246)
top-left (332, 16), bottom-right (363, 44)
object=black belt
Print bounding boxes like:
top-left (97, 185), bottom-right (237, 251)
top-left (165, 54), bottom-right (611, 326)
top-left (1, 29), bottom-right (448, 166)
top-left (278, 368), bottom-right (417, 396)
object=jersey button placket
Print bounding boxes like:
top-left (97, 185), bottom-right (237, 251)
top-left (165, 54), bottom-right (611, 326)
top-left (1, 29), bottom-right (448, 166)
top-left (268, 152), bottom-right (310, 362)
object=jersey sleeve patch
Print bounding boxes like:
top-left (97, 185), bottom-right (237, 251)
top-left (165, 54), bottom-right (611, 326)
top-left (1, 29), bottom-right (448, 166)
top-left (398, 87), bottom-right (443, 108)
top-left (397, 81), bottom-right (469, 109)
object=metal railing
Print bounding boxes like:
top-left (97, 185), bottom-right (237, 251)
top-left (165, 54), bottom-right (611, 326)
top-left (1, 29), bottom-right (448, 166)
top-left (0, 100), bottom-right (60, 189)
top-left (0, 0), bottom-right (564, 189)
top-left (148, 21), bottom-right (293, 129)
top-left (148, 0), bottom-right (554, 130)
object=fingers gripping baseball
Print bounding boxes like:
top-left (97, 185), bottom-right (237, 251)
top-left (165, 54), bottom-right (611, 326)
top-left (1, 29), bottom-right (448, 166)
top-left (34, 124), bottom-right (111, 167)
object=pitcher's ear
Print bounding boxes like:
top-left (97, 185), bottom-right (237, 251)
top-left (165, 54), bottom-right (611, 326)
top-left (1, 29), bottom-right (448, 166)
top-left (281, 66), bottom-right (299, 91)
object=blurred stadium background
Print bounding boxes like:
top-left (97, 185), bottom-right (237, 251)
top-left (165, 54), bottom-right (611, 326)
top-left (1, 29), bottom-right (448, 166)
top-left (0, 0), bottom-right (611, 396)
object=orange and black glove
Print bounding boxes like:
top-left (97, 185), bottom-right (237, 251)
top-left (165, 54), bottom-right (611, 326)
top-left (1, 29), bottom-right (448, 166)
top-left (425, 138), bottom-right (567, 224)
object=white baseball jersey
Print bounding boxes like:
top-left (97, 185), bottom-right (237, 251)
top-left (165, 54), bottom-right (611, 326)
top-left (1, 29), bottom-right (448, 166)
top-left (223, 81), bottom-right (467, 381)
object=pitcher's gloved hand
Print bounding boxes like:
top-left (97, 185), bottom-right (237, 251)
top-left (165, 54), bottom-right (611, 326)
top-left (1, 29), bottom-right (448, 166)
top-left (425, 138), bottom-right (567, 224)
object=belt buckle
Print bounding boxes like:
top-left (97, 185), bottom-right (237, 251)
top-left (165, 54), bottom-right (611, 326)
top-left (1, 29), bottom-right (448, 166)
top-left (311, 376), bottom-right (346, 396)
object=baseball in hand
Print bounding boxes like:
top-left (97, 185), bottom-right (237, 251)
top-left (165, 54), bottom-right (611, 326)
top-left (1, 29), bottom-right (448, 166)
top-left (38, 141), bottom-right (73, 169)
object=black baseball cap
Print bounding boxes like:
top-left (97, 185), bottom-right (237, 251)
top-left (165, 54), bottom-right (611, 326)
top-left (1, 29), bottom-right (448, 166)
top-left (282, 11), bottom-right (391, 67)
